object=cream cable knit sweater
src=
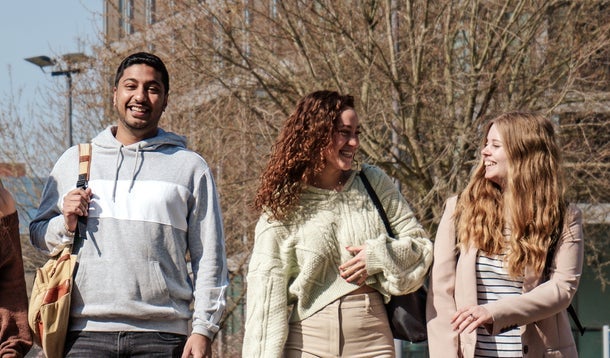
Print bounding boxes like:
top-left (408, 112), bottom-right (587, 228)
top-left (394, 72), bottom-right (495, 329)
top-left (243, 164), bottom-right (433, 357)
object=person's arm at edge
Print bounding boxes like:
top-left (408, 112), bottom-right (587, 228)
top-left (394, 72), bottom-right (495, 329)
top-left (0, 185), bottom-right (33, 357)
top-left (0, 183), bottom-right (33, 356)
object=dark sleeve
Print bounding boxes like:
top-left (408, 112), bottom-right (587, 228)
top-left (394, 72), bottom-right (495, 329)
top-left (0, 211), bottom-right (33, 357)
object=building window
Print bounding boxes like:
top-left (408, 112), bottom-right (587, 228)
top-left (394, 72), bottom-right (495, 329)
top-left (146, 0), bottom-right (156, 25)
top-left (243, 0), bottom-right (251, 57)
top-left (270, 0), bottom-right (278, 19)
top-left (124, 0), bottom-right (134, 34)
top-left (118, 0), bottom-right (124, 37)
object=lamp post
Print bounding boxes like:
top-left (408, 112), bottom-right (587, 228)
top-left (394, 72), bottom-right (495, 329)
top-left (25, 52), bottom-right (88, 148)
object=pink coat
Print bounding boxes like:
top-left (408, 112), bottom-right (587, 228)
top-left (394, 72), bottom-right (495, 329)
top-left (426, 196), bottom-right (583, 358)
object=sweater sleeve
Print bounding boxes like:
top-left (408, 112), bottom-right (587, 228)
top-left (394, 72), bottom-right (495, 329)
top-left (189, 168), bottom-right (229, 340)
top-left (0, 211), bottom-right (33, 357)
top-left (29, 146), bottom-right (80, 256)
top-left (362, 166), bottom-right (433, 296)
top-left (426, 196), bottom-right (460, 358)
top-left (242, 218), bottom-right (291, 358)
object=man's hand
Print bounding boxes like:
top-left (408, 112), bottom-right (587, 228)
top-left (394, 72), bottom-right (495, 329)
top-left (181, 333), bottom-right (212, 358)
top-left (62, 187), bottom-right (92, 231)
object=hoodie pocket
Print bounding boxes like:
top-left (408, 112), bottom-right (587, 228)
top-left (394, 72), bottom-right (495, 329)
top-left (74, 259), bottom-right (171, 314)
top-left (147, 261), bottom-right (171, 303)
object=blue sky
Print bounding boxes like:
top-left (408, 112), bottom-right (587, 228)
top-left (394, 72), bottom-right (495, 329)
top-left (0, 1), bottom-right (103, 102)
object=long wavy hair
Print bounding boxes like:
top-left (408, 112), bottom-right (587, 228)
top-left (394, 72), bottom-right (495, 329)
top-left (253, 91), bottom-right (355, 221)
top-left (455, 112), bottom-right (566, 277)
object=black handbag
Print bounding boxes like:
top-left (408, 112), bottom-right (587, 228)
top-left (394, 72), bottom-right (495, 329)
top-left (359, 171), bottom-right (428, 342)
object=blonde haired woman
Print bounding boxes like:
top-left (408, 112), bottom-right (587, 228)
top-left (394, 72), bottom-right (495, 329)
top-left (427, 112), bottom-right (583, 357)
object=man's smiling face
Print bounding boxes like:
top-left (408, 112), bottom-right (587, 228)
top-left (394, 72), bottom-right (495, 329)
top-left (113, 63), bottom-right (168, 140)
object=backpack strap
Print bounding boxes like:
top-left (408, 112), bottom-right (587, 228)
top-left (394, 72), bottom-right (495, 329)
top-left (76, 143), bottom-right (92, 239)
top-left (77, 143), bottom-right (92, 189)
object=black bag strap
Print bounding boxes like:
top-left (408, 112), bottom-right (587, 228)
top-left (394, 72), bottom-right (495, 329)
top-left (567, 305), bottom-right (584, 336)
top-left (543, 207), bottom-right (586, 336)
top-left (76, 143), bottom-right (92, 239)
top-left (359, 170), bottom-right (395, 238)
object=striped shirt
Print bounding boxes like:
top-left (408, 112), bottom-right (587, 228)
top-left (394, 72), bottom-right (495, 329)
top-left (475, 253), bottom-right (523, 357)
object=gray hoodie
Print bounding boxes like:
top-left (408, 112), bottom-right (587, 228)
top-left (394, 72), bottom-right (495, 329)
top-left (30, 126), bottom-right (228, 339)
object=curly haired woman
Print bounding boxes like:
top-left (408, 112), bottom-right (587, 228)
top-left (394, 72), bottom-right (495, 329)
top-left (427, 112), bottom-right (583, 357)
top-left (243, 90), bottom-right (433, 357)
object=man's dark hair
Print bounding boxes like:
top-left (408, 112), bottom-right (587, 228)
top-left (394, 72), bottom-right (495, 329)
top-left (114, 52), bottom-right (170, 93)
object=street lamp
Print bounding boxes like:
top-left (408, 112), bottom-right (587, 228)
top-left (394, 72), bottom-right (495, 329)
top-left (25, 52), bottom-right (89, 148)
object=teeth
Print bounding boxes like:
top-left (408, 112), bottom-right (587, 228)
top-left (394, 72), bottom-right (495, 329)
top-left (484, 161), bottom-right (495, 167)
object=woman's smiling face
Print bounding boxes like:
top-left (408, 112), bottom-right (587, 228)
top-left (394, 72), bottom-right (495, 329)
top-left (325, 108), bottom-right (360, 172)
top-left (482, 123), bottom-right (508, 187)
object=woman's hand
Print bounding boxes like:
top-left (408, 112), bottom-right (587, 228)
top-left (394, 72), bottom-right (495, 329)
top-left (339, 245), bottom-right (368, 285)
top-left (451, 305), bottom-right (493, 334)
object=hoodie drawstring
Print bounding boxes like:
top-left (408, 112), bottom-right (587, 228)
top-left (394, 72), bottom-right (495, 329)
top-left (111, 144), bottom-right (142, 201)
top-left (112, 145), bottom-right (123, 202)
top-left (129, 144), bottom-right (141, 192)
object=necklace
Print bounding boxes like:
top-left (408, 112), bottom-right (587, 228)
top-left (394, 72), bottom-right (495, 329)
top-left (312, 170), bottom-right (351, 191)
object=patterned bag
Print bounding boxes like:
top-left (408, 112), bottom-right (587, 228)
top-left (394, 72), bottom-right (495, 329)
top-left (28, 245), bottom-right (77, 358)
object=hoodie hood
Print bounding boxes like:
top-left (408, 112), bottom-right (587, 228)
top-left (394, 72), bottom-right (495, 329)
top-left (91, 126), bottom-right (188, 200)
top-left (92, 125), bottom-right (187, 151)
